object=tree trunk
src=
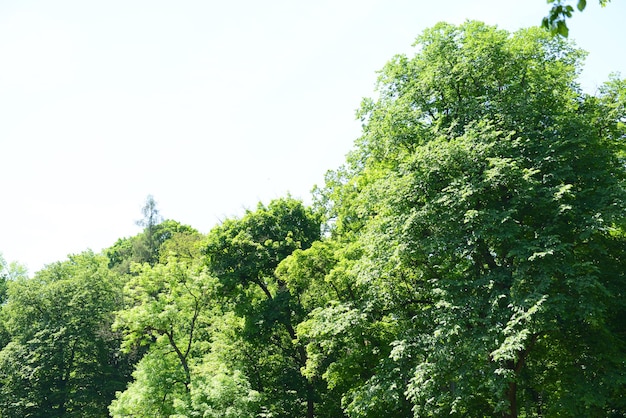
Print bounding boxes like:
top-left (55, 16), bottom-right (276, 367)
top-left (503, 335), bottom-right (537, 418)
top-left (307, 394), bottom-right (315, 418)
top-left (504, 380), bottom-right (517, 418)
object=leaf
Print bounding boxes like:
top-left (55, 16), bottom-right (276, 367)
top-left (557, 20), bottom-right (569, 37)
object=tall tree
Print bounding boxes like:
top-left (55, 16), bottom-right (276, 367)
top-left (204, 198), bottom-right (323, 418)
top-left (110, 258), bottom-right (216, 417)
top-left (305, 21), bottom-right (626, 417)
top-left (134, 195), bottom-right (164, 265)
top-left (107, 219), bottom-right (198, 274)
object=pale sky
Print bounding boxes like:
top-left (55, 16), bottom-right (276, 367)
top-left (1, 0), bottom-right (625, 274)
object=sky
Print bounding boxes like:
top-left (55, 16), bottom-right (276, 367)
top-left (1, 0), bottom-right (625, 274)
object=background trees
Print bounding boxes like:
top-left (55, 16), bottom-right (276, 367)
top-left (0, 254), bottom-right (27, 355)
top-left (111, 197), bottom-right (327, 417)
top-left (0, 253), bottom-right (129, 417)
top-left (109, 258), bottom-right (217, 417)
top-left (107, 216), bottom-right (200, 275)
top-left (1, 19), bottom-right (625, 418)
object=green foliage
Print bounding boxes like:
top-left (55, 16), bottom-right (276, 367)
top-left (0, 253), bottom-right (27, 304)
top-left (0, 252), bottom-right (128, 417)
top-left (111, 257), bottom-right (215, 416)
top-left (205, 198), bottom-right (320, 298)
top-left (204, 197), bottom-right (325, 417)
top-left (106, 219), bottom-right (199, 274)
top-left (106, 196), bottom-right (200, 273)
top-left (189, 359), bottom-right (261, 418)
top-left (0, 254), bottom-right (23, 351)
top-left (109, 348), bottom-right (194, 417)
top-left (2, 20), bottom-right (626, 418)
top-left (276, 240), bottom-right (360, 311)
top-left (0, 255), bottom-right (8, 307)
top-left (298, 302), bottom-right (411, 417)
top-left (542, 0), bottom-right (612, 37)
top-left (308, 21), bottom-right (626, 417)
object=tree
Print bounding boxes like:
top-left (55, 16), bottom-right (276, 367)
top-left (110, 226), bottom-right (266, 418)
top-left (204, 197), bottom-right (324, 418)
top-left (0, 253), bottom-right (27, 352)
top-left (110, 257), bottom-right (215, 416)
top-left (134, 195), bottom-right (164, 265)
top-left (0, 253), bottom-right (27, 304)
top-left (543, 0), bottom-right (612, 36)
top-left (106, 219), bottom-right (199, 274)
top-left (307, 21), bottom-right (626, 417)
top-left (0, 255), bottom-right (8, 307)
top-left (0, 252), bottom-right (129, 417)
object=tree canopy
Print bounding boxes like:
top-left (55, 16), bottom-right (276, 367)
top-left (307, 21), bottom-right (626, 417)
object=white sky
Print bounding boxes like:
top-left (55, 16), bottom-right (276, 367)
top-left (1, 0), bottom-right (625, 274)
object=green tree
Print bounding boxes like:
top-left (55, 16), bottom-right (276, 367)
top-left (307, 21), bottom-right (626, 417)
top-left (110, 234), bottom-right (263, 418)
top-left (107, 194), bottom-right (170, 272)
top-left (134, 194), bottom-right (163, 266)
top-left (0, 252), bottom-right (129, 417)
top-left (0, 253), bottom-right (27, 304)
top-left (0, 255), bottom-right (8, 307)
top-left (0, 253), bottom-right (27, 352)
top-left (204, 197), bottom-right (323, 418)
top-left (110, 258), bottom-right (215, 416)
top-left (106, 219), bottom-right (199, 274)
top-left (187, 311), bottom-right (262, 418)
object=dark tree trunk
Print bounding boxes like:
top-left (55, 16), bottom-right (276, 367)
top-left (307, 395), bottom-right (315, 418)
top-left (504, 380), bottom-right (517, 418)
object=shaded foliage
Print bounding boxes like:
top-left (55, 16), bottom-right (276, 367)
top-left (204, 197), bottom-right (326, 417)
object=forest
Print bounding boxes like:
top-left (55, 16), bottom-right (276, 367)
top-left (1, 21), bottom-right (625, 417)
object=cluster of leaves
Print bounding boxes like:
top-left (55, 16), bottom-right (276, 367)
top-left (542, 0), bottom-right (612, 36)
top-left (1, 20), bottom-right (626, 418)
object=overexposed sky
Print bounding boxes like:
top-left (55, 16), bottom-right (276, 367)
top-left (1, 0), bottom-right (625, 274)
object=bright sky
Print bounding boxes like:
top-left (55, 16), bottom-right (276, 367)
top-left (1, 0), bottom-right (625, 274)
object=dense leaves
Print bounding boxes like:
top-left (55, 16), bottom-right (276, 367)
top-left (0, 253), bottom-right (129, 417)
top-left (107, 219), bottom-right (200, 274)
top-left (204, 197), bottom-right (325, 417)
top-left (308, 21), bottom-right (626, 417)
top-left (542, 0), bottom-right (612, 36)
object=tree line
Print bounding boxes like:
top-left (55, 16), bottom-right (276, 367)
top-left (1, 21), bottom-right (625, 417)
